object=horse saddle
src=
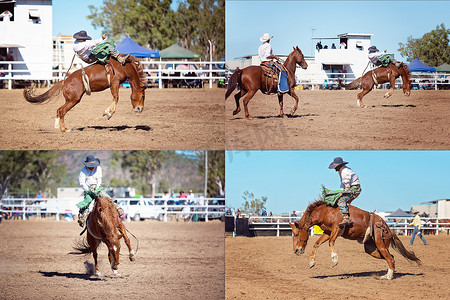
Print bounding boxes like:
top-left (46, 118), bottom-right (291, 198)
top-left (260, 62), bottom-right (290, 94)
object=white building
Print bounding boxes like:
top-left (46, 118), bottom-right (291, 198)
top-left (0, 0), bottom-right (53, 81)
top-left (413, 199), bottom-right (450, 218)
top-left (227, 33), bottom-right (375, 88)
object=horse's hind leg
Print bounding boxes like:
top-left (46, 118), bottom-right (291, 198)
top-left (56, 98), bottom-right (81, 132)
top-left (233, 90), bottom-right (246, 116)
top-left (309, 233), bottom-right (330, 268)
top-left (121, 224), bottom-right (136, 261)
top-left (243, 89), bottom-right (257, 119)
top-left (373, 229), bottom-right (395, 280)
top-left (103, 82), bottom-right (119, 120)
top-left (357, 88), bottom-right (371, 108)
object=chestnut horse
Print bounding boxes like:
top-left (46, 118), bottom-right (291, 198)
top-left (73, 194), bottom-right (136, 276)
top-left (289, 200), bottom-right (421, 280)
top-left (338, 63), bottom-right (411, 108)
top-left (23, 56), bottom-right (147, 132)
top-left (225, 46), bottom-right (308, 119)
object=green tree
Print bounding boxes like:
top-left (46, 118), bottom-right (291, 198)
top-left (175, 0), bottom-right (225, 60)
top-left (398, 23), bottom-right (450, 66)
top-left (240, 191), bottom-right (267, 216)
top-left (88, 0), bottom-right (177, 50)
top-left (198, 151), bottom-right (224, 197)
top-left (113, 151), bottom-right (172, 197)
top-left (0, 151), bottom-right (66, 198)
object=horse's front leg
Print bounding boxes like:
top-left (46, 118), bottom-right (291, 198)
top-left (309, 233), bottom-right (330, 268)
top-left (103, 83), bottom-right (119, 120)
top-left (278, 94), bottom-right (285, 117)
top-left (106, 239), bottom-right (121, 276)
top-left (87, 234), bottom-right (101, 276)
top-left (329, 226), bottom-right (342, 267)
top-left (289, 90), bottom-right (300, 115)
top-left (384, 76), bottom-right (395, 98)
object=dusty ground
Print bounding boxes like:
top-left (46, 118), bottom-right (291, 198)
top-left (0, 87), bottom-right (224, 150)
top-left (226, 234), bottom-right (450, 300)
top-left (0, 219), bottom-right (224, 299)
top-left (226, 90), bottom-right (450, 150)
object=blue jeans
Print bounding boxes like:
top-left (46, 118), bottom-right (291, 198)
top-left (410, 226), bottom-right (427, 245)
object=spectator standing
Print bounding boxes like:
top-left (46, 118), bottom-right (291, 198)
top-left (409, 211), bottom-right (428, 245)
top-left (331, 43), bottom-right (336, 49)
top-left (340, 41), bottom-right (346, 49)
top-left (0, 10), bottom-right (13, 21)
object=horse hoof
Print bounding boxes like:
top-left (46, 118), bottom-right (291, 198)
top-left (280, 114), bottom-right (286, 118)
top-left (129, 254), bottom-right (136, 262)
top-left (61, 128), bottom-right (71, 133)
top-left (309, 261), bottom-right (316, 268)
top-left (103, 112), bottom-right (113, 120)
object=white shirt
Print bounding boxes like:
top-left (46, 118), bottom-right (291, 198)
top-left (339, 166), bottom-right (360, 190)
top-left (368, 51), bottom-right (384, 64)
top-left (258, 42), bottom-right (273, 62)
top-left (73, 38), bottom-right (103, 63)
top-left (79, 166), bottom-right (102, 192)
top-left (0, 11), bottom-right (12, 21)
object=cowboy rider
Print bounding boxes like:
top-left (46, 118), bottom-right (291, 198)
top-left (258, 33), bottom-right (279, 66)
top-left (328, 157), bottom-right (361, 227)
top-left (77, 154), bottom-right (103, 227)
top-left (73, 30), bottom-right (129, 66)
top-left (368, 46), bottom-right (400, 68)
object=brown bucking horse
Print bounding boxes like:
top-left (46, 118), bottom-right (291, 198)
top-left (289, 200), bottom-right (421, 280)
top-left (338, 63), bottom-right (412, 108)
top-left (23, 56), bottom-right (147, 132)
top-left (73, 194), bottom-right (136, 276)
top-left (225, 46), bottom-right (308, 119)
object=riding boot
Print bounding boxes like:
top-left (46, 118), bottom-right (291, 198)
top-left (338, 214), bottom-right (353, 227)
top-left (117, 54), bottom-right (130, 66)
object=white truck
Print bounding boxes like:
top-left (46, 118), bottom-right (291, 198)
top-left (118, 199), bottom-right (163, 221)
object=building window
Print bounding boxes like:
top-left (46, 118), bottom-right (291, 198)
top-left (29, 9), bottom-right (41, 24)
top-left (356, 42), bottom-right (364, 51)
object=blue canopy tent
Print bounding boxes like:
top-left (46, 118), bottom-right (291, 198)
top-left (116, 36), bottom-right (159, 58)
top-left (408, 58), bottom-right (435, 72)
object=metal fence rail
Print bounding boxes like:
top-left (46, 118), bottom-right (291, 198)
top-left (230, 215), bottom-right (450, 237)
top-left (0, 197), bottom-right (225, 222)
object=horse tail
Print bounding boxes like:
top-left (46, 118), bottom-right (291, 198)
top-left (338, 77), bottom-right (361, 90)
top-left (225, 68), bottom-right (243, 100)
top-left (68, 237), bottom-right (92, 255)
top-left (23, 80), bottom-right (65, 104)
top-left (390, 230), bottom-right (421, 266)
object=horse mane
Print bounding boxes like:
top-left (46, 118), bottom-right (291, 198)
top-left (127, 56), bottom-right (147, 92)
top-left (297, 200), bottom-right (326, 228)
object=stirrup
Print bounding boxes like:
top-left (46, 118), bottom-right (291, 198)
top-left (338, 216), bottom-right (353, 227)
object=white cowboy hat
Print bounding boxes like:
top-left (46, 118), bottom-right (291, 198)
top-left (260, 33), bottom-right (273, 42)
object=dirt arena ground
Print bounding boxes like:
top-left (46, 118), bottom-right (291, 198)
top-left (226, 234), bottom-right (450, 300)
top-left (0, 219), bottom-right (224, 299)
top-left (226, 90), bottom-right (450, 150)
top-left (0, 88), bottom-right (224, 150)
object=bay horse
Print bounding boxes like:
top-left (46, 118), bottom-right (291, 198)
top-left (289, 200), bottom-right (421, 280)
top-left (338, 63), bottom-right (411, 108)
top-left (73, 194), bottom-right (136, 276)
top-left (225, 46), bottom-right (308, 119)
top-left (23, 56), bottom-right (147, 132)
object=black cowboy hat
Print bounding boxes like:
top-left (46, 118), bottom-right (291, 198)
top-left (328, 157), bottom-right (348, 169)
top-left (82, 154), bottom-right (100, 168)
top-left (73, 30), bottom-right (92, 40)
top-left (368, 46), bottom-right (379, 53)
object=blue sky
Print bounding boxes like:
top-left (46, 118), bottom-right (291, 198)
top-left (226, 1), bottom-right (450, 61)
top-left (225, 151), bottom-right (450, 214)
top-left (53, 0), bottom-right (182, 38)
